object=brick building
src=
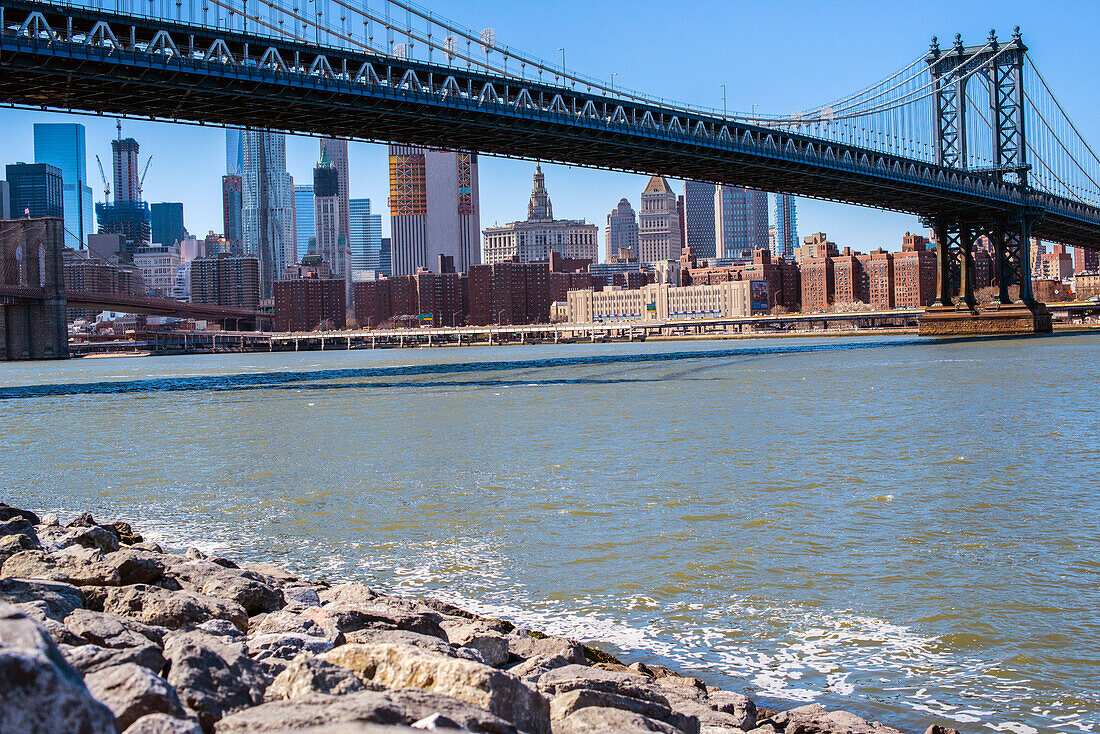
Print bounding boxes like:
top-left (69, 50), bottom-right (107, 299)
top-left (892, 234), bottom-right (937, 307)
top-left (1074, 246), bottom-right (1099, 274)
top-left (274, 277), bottom-right (346, 331)
top-left (859, 249), bottom-right (894, 309)
top-left (800, 257), bottom-right (834, 311)
top-left (832, 248), bottom-right (866, 305)
top-left (684, 250), bottom-right (800, 311)
top-left (191, 254), bottom-right (261, 310)
top-left (1032, 278), bottom-right (1073, 303)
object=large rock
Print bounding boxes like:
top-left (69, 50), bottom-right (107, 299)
top-left (107, 548), bottom-right (167, 585)
top-left (0, 502), bottom-right (39, 524)
top-left (766, 705), bottom-right (903, 734)
top-left (538, 665), bottom-right (669, 705)
top-left (69, 525), bottom-right (123, 554)
top-left (217, 689), bottom-right (519, 734)
top-left (0, 577), bottom-right (85, 621)
top-left (320, 642), bottom-right (549, 734)
top-left (0, 602), bottom-right (117, 734)
top-left (317, 583), bottom-right (378, 607)
top-left (63, 641), bottom-right (167, 676)
top-left (247, 632), bottom-right (335, 664)
top-left (124, 714), bottom-right (202, 733)
top-left (103, 585), bottom-right (248, 633)
top-left (553, 707), bottom-right (682, 734)
top-left (66, 608), bottom-right (165, 649)
top-left (214, 692), bottom-right (406, 732)
top-left (441, 621), bottom-right (509, 668)
top-left (250, 609), bottom-right (338, 642)
top-left (163, 629), bottom-right (272, 732)
top-left (506, 635), bottom-right (585, 666)
top-left (342, 629), bottom-right (455, 658)
top-left (1, 549), bottom-right (121, 586)
top-left (282, 586), bottom-right (322, 608)
top-left (0, 532), bottom-right (42, 565)
top-left (706, 691), bottom-right (757, 731)
top-left (264, 654), bottom-right (367, 701)
top-left (549, 689), bottom-right (699, 734)
top-left (201, 573), bottom-right (284, 617)
top-left (317, 598), bottom-right (446, 641)
top-left (85, 662), bottom-right (187, 729)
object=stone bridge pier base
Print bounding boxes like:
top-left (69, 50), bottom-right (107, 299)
top-left (0, 218), bottom-right (69, 360)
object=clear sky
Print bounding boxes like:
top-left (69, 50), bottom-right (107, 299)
top-left (2, 0), bottom-right (1095, 258)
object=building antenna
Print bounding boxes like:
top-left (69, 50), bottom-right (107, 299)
top-left (116, 119), bottom-right (122, 140)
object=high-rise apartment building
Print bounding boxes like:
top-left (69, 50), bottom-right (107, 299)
top-left (5, 163), bottom-right (63, 219)
top-left (319, 138), bottom-right (350, 251)
top-left (605, 198), bottom-right (639, 262)
top-left (684, 181), bottom-right (717, 259)
top-left (714, 185), bottom-right (769, 259)
top-left (221, 175), bottom-right (243, 253)
top-left (191, 254), bottom-right (261, 310)
top-left (226, 128), bottom-right (243, 177)
top-left (112, 137), bottom-right (141, 203)
top-left (241, 130), bottom-right (296, 298)
top-left (313, 159), bottom-right (351, 286)
top-left (482, 165), bottom-right (598, 264)
top-left (774, 193), bottom-right (798, 258)
top-left (294, 184), bottom-right (315, 261)
top-left (1075, 246), bottom-right (1100, 273)
top-left (150, 202), bottom-right (185, 246)
top-left (349, 198), bottom-right (383, 273)
top-left (638, 176), bottom-right (681, 263)
top-left (33, 123), bottom-right (94, 249)
top-left (388, 145), bottom-right (480, 275)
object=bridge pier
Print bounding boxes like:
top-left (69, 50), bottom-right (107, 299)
top-left (920, 212), bottom-right (1051, 336)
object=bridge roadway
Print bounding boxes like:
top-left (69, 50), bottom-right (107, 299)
top-left (2, 1), bottom-right (1100, 247)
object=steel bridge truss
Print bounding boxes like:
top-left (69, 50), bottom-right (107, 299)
top-left (928, 30), bottom-right (1029, 186)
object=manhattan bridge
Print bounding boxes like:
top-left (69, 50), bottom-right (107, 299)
top-left (3, 0), bottom-right (1100, 334)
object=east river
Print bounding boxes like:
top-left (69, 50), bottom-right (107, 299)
top-left (2, 334), bottom-right (1098, 733)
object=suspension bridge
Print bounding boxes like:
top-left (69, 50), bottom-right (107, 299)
top-left (2, 0), bottom-right (1100, 340)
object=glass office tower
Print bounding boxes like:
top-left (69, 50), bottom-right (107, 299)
top-left (33, 123), bottom-right (94, 249)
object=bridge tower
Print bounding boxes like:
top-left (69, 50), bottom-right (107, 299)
top-left (920, 29), bottom-right (1049, 335)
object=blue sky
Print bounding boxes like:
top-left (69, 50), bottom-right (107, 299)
top-left (2, 0), bottom-right (1095, 258)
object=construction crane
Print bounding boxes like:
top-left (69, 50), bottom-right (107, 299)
top-left (94, 155), bottom-right (110, 202)
top-left (138, 155), bottom-right (153, 200)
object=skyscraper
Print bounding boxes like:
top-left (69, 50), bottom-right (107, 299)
top-left (319, 138), bottom-right (350, 251)
top-left (222, 175), bottom-right (243, 253)
top-left (226, 128), bottom-right (243, 177)
top-left (33, 123), bottom-right (94, 249)
top-left (293, 184), bottom-right (314, 261)
top-left (0, 181), bottom-right (9, 220)
top-left (774, 193), bottom-right (797, 259)
top-left (5, 163), bottom-right (63, 219)
top-left (482, 165), bottom-right (598, 264)
top-left (150, 202), bottom-right (185, 246)
top-left (684, 181), bottom-right (717, 259)
top-left (96, 129), bottom-right (150, 252)
top-left (241, 130), bottom-right (295, 299)
top-left (349, 198), bottom-right (383, 273)
top-left (605, 198), bottom-right (639, 262)
top-left (313, 157), bottom-right (351, 286)
top-left (714, 185), bottom-right (768, 259)
top-left (638, 176), bottom-right (681, 263)
top-left (388, 145), bottom-right (480, 275)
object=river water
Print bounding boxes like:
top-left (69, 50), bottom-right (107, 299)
top-left (2, 334), bottom-right (1098, 733)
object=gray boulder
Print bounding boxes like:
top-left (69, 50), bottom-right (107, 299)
top-left (124, 714), bottom-right (203, 733)
top-left (1, 549), bottom-right (121, 586)
top-left (66, 608), bottom-right (166, 648)
top-left (85, 662), bottom-right (187, 729)
top-left (69, 525), bottom-right (123, 554)
top-left (317, 583), bottom-right (378, 607)
top-left (264, 653), bottom-right (367, 701)
top-left (247, 633), bottom-right (335, 664)
top-left (201, 573), bottom-right (284, 617)
top-left (767, 705), bottom-right (903, 734)
top-left (0, 503), bottom-right (39, 524)
top-left (706, 691), bottom-right (757, 731)
top-left (343, 629), bottom-right (455, 657)
top-left (320, 642), bottom-right (549, 734)
top-left (318, 600), bottom-right (446, 640)
top-left (0, 532), bottom-right (42, 565)
top-left (63, 641), bottom-right (167, 676)
top-left (214, 692), bottom-right (407, 732)
top-left (249, 609), bottom-right (336, 642)
top-left (506, 635), bottom-right (585, 666)
top-left (103, 585), bottom-right (248, 633)
top-left (107, 548), bottom-right (167, 585)
top-left (441, 621), bottom-right (509, 668)
top-left (553, 707), bottom-right (682, 734)
top-left (549, 689), bottom-right (699, 734)
top-left (282, 586), bottom-right (322, 607)
top-left (163, 629), bottom-right (272, 732)
top-left (0, 577), bottom-right (85, 622)
top-left (0, 602), bottom-right (117, 734)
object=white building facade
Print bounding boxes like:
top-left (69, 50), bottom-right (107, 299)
top-left (566, 280), bottom-right (753, 323)
top-left (482, 166), bottom-right (598, 264)
top-left (638, 176), bottom-right (682, 263)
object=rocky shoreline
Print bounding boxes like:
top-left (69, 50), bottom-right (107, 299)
top-left (0, 503), bottom-right (958, 734)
